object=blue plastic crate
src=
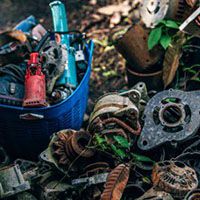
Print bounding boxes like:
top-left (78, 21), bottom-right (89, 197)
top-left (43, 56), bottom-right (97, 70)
top-left (0, 41), bottom-right (94, 158)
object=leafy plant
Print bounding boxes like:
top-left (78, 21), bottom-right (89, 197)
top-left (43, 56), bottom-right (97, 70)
top-left (148, 19), bottom-right (179, 50)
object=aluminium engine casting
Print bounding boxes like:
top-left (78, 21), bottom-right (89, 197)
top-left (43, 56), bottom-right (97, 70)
top-left (136, 187), bottom-right (174, 200)
top-left (138, 89), bottom-right (200, 150)
top-left (184, 189), bottom-right (200, 200)
top-left (0, 164), bottom-right (31, 199)
top-left (40, 129), bottom-right (94, 174)
top-left (152, 161), bottom-right (198, 198)
top-left (88, 82), bottom-right (149, 137)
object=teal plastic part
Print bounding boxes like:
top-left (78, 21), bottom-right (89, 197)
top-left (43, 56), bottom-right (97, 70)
top-left (50, 1), bottom-right (77, 87)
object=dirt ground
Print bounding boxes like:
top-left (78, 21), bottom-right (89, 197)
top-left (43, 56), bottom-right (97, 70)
top-left (0, 0), bottom-right (128, 113)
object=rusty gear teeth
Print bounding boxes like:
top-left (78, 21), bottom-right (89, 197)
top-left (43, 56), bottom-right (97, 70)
top-left (52, 130), bottom-right (94, 168)
top-left (152, 161), bottom-right (198, 198)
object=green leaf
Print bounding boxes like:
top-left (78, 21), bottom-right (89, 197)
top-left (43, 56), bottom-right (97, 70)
top-left (113, 136), bottom-right (130, 148)
top-left (159, 20), bottom-right (179, 29)
top-left (160, 34), bottom-right (172, 49)
top-left (111, 144), bottom-right (126, 159)
top-left (95, 135), bottom-right (106, 145)
top-left (132, 153), bottom-right (155, 163)
top-left (165, 20), bottom-right (179, 29)
top-left (148, 27), bottom-right (162, 50)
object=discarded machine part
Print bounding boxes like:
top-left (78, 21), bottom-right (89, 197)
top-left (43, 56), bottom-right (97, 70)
top-left (136, 187), bottom-right (174, 200)
top-left (152, 161), bottom-right (198, 198)
top-left (23, 52), bottom-right (48, 107)
top-left (88, 92), bottom-right (141, 136)
top-left (138, 90), bottom-right (200, 150)
top-left (184, 189), bottom-right (200, 200)
top-left (41, 41), bottom-right (66, 95)
top-left (16, 192), bottom-right (38, 200)
top-left (0, 164), bottom-right (30, 199)
top-left (0, 30), bottom-right (29, 66)
top-left (79, 162), bottom-right (111, 178)
top-left (40, 129), bottom-right (94, 174)
top-left (39, 171), bottom-right (73, 200)
top-left (72, 173), bottom-right (109, 186)
top-left (175, 152), bottom-right (200, 178)
top-left (115, 24), bottom-right (163, 71)
top-left (101, 164), bottom-right (130, 200)
top-left (163, 32), bottom-right (187, 88)
top-left (126, 64), bottom-right (164, 91)
top-left (139, 0), bottom-right (170, 28)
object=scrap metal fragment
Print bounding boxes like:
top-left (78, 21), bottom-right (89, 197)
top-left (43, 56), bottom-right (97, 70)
top-left (152, 161), bottom-right (198, 198)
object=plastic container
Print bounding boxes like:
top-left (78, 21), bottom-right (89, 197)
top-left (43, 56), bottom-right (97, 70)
top-left (0, 41), bottom-right (94, 158)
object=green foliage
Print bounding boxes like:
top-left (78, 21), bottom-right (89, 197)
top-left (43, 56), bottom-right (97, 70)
top-left (148, 19), bottom-right (179, 50)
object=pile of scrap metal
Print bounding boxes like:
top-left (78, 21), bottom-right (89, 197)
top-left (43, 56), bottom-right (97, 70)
top-left (0, 82), bottom-right (199, 199)
top-left (0, 2), bottom-right (88, 108)
top-left (0, 0), bottom-right (199, 200)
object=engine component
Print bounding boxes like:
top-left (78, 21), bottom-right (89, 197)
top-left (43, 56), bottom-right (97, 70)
top-left (139, 0), bottom-right (170, 28)
top-left (38, 171), bottom-right (73, 200)
top-left (88, 88), bottom-right (141, 136)
top-left (16, 192), bottom-right (38, 200)
top-left (152, 161), bottom-right (198, 198)
top-left (40, 129), bottom-right (94, 174)
top-left (101, 164), bottom-right (130, 200)
top-left (72, 173), bottom-right (109, 186)
top-left (79, 162), bottom-right (111, 178)
top-left (41, 41), bottom-right (66, 95)
top-left (184, 189), bottom-right (200, 200)
top-left (136, 187), bottom-right (174, 200)
top-left (115, 24), bottom-right (163, 71)
top-left (23, 52), bottom-right (48, 107)
top-left (50, 86), bottom-right (72, 104)
top-left (138, 90), bottom-right (200, 150)
top-left (0, 164), bottom-right (30, 199)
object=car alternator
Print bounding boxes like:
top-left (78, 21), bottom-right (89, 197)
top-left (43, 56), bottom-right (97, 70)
top-left (138, 90), bottom-right (200, 150)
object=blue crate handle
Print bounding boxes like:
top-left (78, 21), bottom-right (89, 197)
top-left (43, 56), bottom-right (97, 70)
top-left (19, 113), bottom-right (44, 120)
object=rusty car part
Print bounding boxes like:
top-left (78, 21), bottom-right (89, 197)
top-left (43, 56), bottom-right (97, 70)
top-left (40, 129), bottom-right (94, 174)
top-left (41, 41), bottom-right (66, 95)
top-left (152, 161), bottom-right (198, 198)
top-left (38, 171), bottom-right (73, 200)
top-left (138, 90), bottom-right (200, 150)
top-left (162, 31), bottom-right (187, 88)
top-left (136, 187), bottom-right (174, 200)
top-left (184, 189), bottom-right (200, 200)
top-left (79, 162), bottom-right (111, 178)
top-left (115, 24), bottom-right (163, 71)
top-left (100, 164), bottom-right (130, 200)
top-left (72, 173), bottom-right (109, 186)
top-left (88, 90), bottom-right (141, 137)
top-left (0, 164), bottom-right (30, 199)
top-left (139, 0), bottom-right (170, 28)
top-left (126, 63), bottom-right (164, 91)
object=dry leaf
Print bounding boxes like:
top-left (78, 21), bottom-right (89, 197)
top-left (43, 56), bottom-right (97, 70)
top-left (98, 1), bottom-right (131, 16)
top-left (163, 32), bottom-right (187, 88)
top-left (101, 164), bottom-right (130, 200)
top-left (110, 12), bottom-right (121, 28)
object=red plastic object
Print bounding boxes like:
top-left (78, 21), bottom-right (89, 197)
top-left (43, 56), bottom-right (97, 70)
top-left (23, 52), bottom-right (48, 107)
